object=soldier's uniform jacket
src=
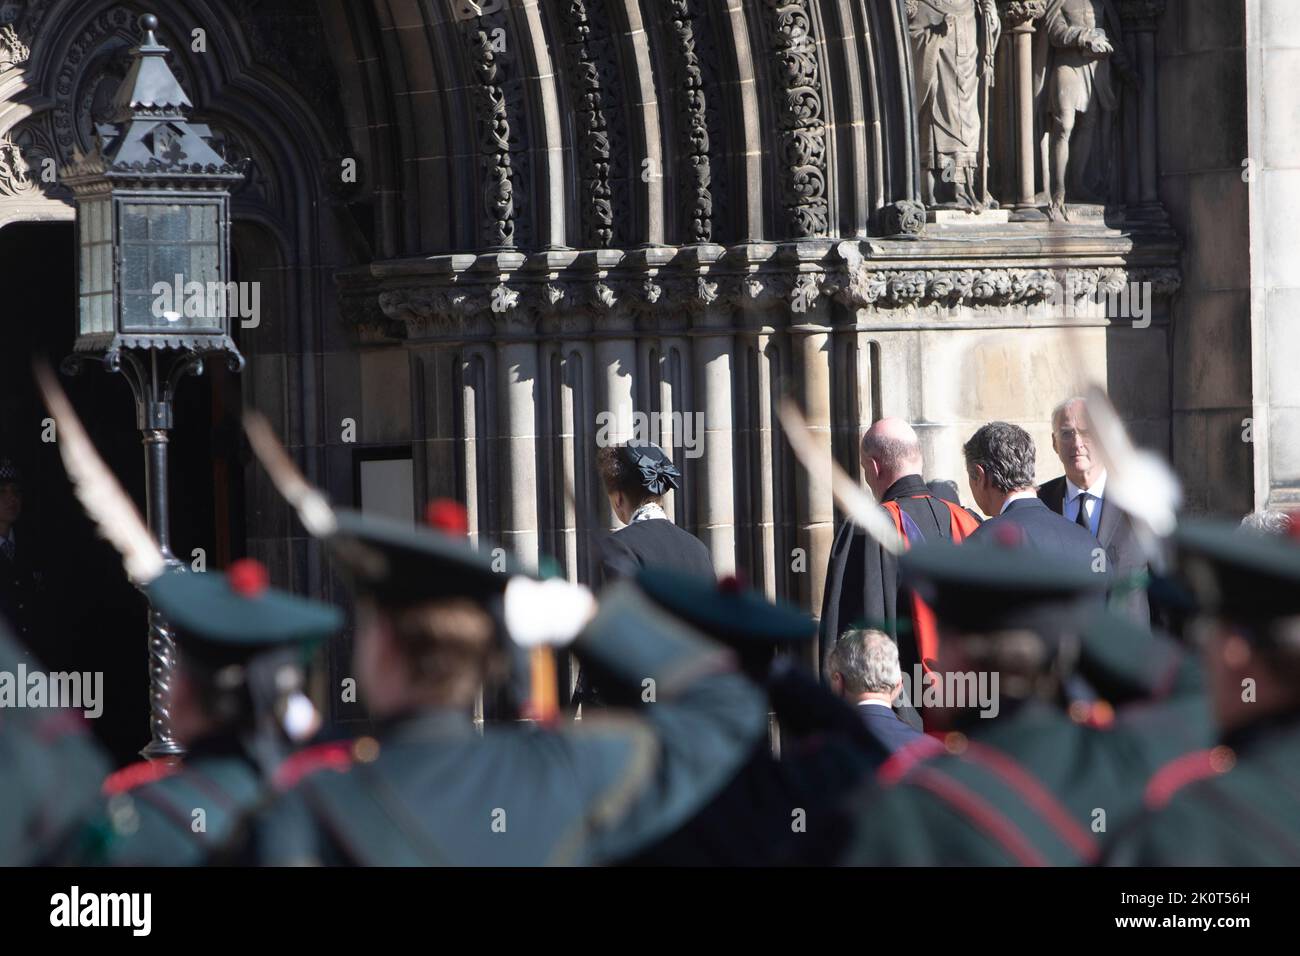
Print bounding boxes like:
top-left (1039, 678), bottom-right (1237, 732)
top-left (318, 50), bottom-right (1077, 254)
top-left (77, 739), bottom-right (263, 866)
top-left (1105, 713), bottom-right (1300, 865)
top-left (842, 539), bottom-right (1212, 866)
top-left (0, 626), bottom-right (109, 865)
top-left (1103, 521), bottom-right (1300, 866)
top-left (845, 687), bottom-right (1209, 865)
top-left (239, 584), bottom-right (769, 866)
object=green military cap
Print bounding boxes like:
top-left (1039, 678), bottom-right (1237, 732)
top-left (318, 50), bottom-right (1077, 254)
top-left (900, 537), bottom-right (1109, 638)
top-left (1175, 519), bottom-right (1300, 641)
top-left (327, 499), bottom-right (522, 607)
top-left (633, 569), bottom-right (814, 678)
top-left (635, 568), bottom-right (815, 646)
top-left (147, 558), bottom-right (342, 661)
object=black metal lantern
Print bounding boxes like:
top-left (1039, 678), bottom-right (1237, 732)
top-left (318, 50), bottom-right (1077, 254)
top-left (63, 14), bottom-right (242, 353)
top-left (60, 13), bottom-right (246, 759)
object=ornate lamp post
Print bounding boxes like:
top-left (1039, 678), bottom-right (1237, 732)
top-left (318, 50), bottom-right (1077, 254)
top-left (59, 14), bottom-right (245, 759)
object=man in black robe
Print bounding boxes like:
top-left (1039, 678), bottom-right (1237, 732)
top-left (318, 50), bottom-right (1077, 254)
top-left (819, 419), bottom-right (979, 728)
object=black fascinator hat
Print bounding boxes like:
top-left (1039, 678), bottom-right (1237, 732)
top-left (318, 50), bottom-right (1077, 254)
top-left (619, 442), bottom-right (681, 497)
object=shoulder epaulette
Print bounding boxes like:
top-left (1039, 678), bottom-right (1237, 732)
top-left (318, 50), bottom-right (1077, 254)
top-left (274, 740), bottom-right (355, 791)
top-left (102, 760), bottom-right (178, 796)
top-left (1143, 748), bottom-right (1233, 810)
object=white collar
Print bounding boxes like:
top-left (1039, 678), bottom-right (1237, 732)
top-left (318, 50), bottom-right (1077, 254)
top-left (999, 490), bottom-right (1039, 514)
top-left (856, 699), bottom-right (895, 709)
top-left (1065, 471), bottom-right (1107, 503)
top-left (629, 501), bottom-right (668, 524)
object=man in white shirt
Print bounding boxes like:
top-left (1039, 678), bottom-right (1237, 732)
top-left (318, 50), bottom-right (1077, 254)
top-left (1037, 398), bottom-right (1150, 623)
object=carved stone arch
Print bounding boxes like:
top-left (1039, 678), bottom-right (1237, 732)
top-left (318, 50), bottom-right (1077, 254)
top-left (500, 0), bottom-right (565, 249)
top-left (642, 0), bottom-right (727, 246)
top-left (544, 0), bottom-right (640, 250)
top-left (314, 0), bottom-right (403, 259)
top-left (752, 0), bottom-right (831, 240)
top-left (602, 0), bottom-right (666, 247)
top-left (706, 0), bottom-right (765, 242)
top-left (860, 0), bottom-right (922, 226)
top-left (362, 0), bottom-right (481, 254)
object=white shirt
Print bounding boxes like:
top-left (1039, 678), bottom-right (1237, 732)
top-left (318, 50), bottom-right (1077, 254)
top-left (999, 490), bottom-right (1039, 514)
top-left (1065, 471), bottom-right (1107, 537)
top-left (856, 699), bottom-right (894, 710)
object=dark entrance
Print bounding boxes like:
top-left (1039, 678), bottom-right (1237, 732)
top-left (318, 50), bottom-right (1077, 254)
top-left (0, 220), bottom-right (245, 765)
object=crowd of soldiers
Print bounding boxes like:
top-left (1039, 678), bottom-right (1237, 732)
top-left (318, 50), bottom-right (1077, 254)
top-left (3, 387), bottom-right (1299, 867)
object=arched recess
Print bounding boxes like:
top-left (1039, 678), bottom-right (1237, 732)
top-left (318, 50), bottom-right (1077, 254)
top-left (0, 0), bottom-right (360, 585)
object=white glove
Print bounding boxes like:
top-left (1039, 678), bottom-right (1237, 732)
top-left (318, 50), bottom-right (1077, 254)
top-left (504, 576), bottom-right (597, 648)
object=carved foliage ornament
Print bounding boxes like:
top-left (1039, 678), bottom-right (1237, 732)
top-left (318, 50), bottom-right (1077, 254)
top-left (0, 22), bottom-right (29, 70)
top-left (558, 0), bottom-right (617, 247)
top-left (667, 0), bottom-right (713, 244)
top-left (368, 265), bottom-right (1180, 335)
top-left (0, 135), bottom-right (34, 197)
top-left (764, 0), bottom-right (828, 238)
top-left (463, 11), bottom-right (517, 248)
top-left (998, 1), bottom-right (1048, 26)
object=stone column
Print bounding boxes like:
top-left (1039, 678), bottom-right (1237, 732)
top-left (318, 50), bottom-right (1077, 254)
top-left (594, 311), bottom-right (638, 529)
top-left (494, 315), bottom-right (540, 570)
top-left (1001, 2), bottom-right (1048, 220)
top-left (1121, 0), bottom-right (1167, 220)
top-left (791, 300), bottom-right (834, 669)
top-left (691, 308), bottom-right (736, 576)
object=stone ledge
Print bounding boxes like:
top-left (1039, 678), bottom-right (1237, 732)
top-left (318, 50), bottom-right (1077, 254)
top-left (337, 231), bottom-right (1182, 343)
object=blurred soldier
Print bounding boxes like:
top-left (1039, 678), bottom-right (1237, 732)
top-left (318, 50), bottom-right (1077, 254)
top-left (72, 559), bottom-right (341, 865)
top-left (1038, 398), bottom-right (1150, 624)
top-left (841, 533), bottom-right (1211, 865)
top-left (1107, 521), bottom-right (1300, 865)
top-left (827, 629), bottom-right (926, 755)
top-left (0, 620), bottom-right (109, 865)
top-left (231, 508), bottom-right (768, 866)
top-left (820, 419), bottom-right (981, 728)
top-left (0, 458), bottom-right (45, 649)
top-left (614, 569), bottom-right (890, 865)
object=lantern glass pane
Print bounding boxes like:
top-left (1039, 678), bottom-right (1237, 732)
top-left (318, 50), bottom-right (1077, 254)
top-left (149, 205), bottom-right (187, 242)
top-left (78, 198), bottom-right (115, 337)
top-left (122, 205), bottom-right (147, 241)
top-left (118, 200), bottom-right (223, 332)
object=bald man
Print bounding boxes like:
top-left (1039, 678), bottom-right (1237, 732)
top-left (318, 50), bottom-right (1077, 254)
top-left (819, 419), bottom-right (980, 729)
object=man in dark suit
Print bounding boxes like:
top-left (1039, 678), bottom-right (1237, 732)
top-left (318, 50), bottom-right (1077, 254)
top-left (963, 422), bottom-right (1100, 574)
top-left (825, 628), bottom-right (925, 755)
top-left (1037, 397), bottom-right (1150, 624)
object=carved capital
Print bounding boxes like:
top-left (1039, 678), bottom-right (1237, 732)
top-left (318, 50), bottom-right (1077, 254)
top-left (881, 199), bottom-right (927, 237)
top-left (997, 1), bottom-right (1047, 27)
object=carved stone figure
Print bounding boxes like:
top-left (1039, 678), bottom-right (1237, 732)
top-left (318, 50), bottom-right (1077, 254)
top-left (907, 0), bottom-right (1001, 210)
top-left (1038, 0), bottom-right (1134, 219)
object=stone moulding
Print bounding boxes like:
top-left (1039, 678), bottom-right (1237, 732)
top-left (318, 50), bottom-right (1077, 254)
top-left (666, 0), bottom-right (714, 244)
top-left (339, 238), bottom-right (1182, 341)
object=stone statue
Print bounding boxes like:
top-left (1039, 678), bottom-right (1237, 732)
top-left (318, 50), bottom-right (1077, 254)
top-left (1038, 0), bottom-right (1135, 220)
top-left (907, 0), bottom-right (1002, 211)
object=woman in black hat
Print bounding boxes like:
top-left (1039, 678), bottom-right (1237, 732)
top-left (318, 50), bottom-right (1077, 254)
top-left (595, 442), bottom-right (714, 585)
top-left (575, 443), bottom-right (715, 709)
